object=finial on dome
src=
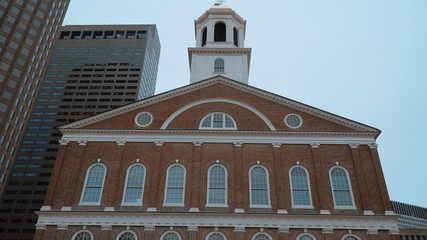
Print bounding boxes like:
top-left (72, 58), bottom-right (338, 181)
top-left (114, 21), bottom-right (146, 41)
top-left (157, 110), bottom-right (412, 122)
top-left (215, 0), bottom-right (226, 5)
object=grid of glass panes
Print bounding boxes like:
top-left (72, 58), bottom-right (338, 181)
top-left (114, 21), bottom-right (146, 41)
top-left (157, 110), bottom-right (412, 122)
top-left (343, 236), bottom-right (358, 240)
top-left (208, 166), bottom-right (226, 204)
top-left (208, 233), bottom-right (226, 240)
top-left (290, 167), bottom-right (311, 206)
top-left (118, 232), bottom-right (136, 240)
top-left (250, 167), bottom-right (269, 205)
top-left (82, 164), bottom-right (105, 202)
top-left (123, 165), bottom-right (145, 203)
top-left (162, 232), bottom-right (180, 240)
top-left (200, 113), bottom-right (235, 129)
top-left (74, 231), bottom-right (92, 240)
top-left (165, 165), bottom-right (185, 203)
top-left (298, 235), bottom-right (315, 240)
top-left (330, 167), bottom-right (353, 206)
top-left (214, 58), bottom-right (224, 72)
top-left (254, 234), bottom-right (270, 240)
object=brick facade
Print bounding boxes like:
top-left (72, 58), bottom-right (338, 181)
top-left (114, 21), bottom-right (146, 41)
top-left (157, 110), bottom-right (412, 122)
top-left (35, 78), bottom-right (399, 240)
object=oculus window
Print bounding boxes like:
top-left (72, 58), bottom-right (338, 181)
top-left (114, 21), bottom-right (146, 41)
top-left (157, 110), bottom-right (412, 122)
top-left (285, 113), bottom-right (302, 128)
top-left (135, 112), bottom-right (152, 127)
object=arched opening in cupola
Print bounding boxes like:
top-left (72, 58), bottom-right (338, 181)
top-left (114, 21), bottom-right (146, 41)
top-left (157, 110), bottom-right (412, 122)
top-left (214, 22), bottom-right (226, 42)
top-left (202, 27), bottom-right (207, 46)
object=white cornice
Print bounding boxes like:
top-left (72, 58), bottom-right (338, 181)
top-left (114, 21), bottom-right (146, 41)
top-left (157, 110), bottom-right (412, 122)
top-left (59, 77), bottom-right (380, 135)
top-left (36, 211), bottom-right (399, 233)
top-left (59, 130), bottom-right (377, 146)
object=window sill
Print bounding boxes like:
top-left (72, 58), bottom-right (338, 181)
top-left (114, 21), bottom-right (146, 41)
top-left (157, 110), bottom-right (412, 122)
top-left (249, 204), bottom-right (272, 209)
top-left (206, 204), bottom-right (228, 208)
top-left (163, 203), bottom-right (184, 207)
top-left (292, 205), bottom-right (314, 209)
top-left (334, 206), bottom-right (357, 210)
top-left (213, 72), bottom-right (225, 74)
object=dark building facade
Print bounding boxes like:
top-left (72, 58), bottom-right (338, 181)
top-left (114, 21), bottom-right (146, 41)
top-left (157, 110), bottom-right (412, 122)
top-left (0, 24), bottom-right (160, 240)
top-left (391, 201), bottom-right (427, 240)
top-left (0, 0), bottom-right (70, 196)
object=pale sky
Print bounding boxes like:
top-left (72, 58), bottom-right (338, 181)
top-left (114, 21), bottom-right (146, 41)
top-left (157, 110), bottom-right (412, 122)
top-left (63, 0), bottom-right (427, 207)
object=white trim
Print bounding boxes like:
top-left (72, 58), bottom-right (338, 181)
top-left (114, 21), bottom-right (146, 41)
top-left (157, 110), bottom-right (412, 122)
top-left (289, 165), bottom-right (313, 209)
top-left (163, 164), bottom-right (186, 207)
top-left (135, 112), bottom-right (153, 127)
top-left (252, 232), bottom-right (273, 240)
top-left (249, 165), bottom-right (271, 208)
top-left (199, 112), bottom-right (237, 130)
top-left (160, 98), bottom-right (276, 131)
top-left (206, 231), bottom-right (227, 240)
top-left (206, 164), bottom-right (228, 207)
top-left (79, 163), bottom-right (107, 206)
top-left (297, 233), bottom-right (317, 240)
top-left (121, 164), bottom-right (146, 206)
top-left (72, 230), bottom-right (94, 240)
top-left (116, 230), bottom-right (138, 240)
top-left (329, 166), bottom-right (356, 209)
top-left (35, 212), bottom-right (400, 232)
top-left (285, 113), bottom-right (303, 128)
top-left (341, 234), bottom-right (361, 240)
top-left (160, 230), bottom-right (182, 240)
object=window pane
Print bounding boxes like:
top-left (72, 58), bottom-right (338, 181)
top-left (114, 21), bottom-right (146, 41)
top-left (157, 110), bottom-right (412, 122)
top-left (162, 232), bottom-right (180, 240)
top-left (208, 166), bottom-right (226, 204)
top-left (208, 233), bottom-right (225, 240)
top-left (82, 165), bottom-right (105, 202)
top-left (250, 167), bottom-right (269, 205)
top-left (124, 165), bottom-right (145, 203)
top-left (165, 165), bottom-right (185, 203)
top-left (291, 167), bottom-right (310, 206)
top-left (254, 234), bottom-right (270, 240)
top-left (331, 167), bottom-right (353, 206)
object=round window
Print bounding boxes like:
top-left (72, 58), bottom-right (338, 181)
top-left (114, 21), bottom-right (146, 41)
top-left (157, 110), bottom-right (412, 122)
top-left (285, 113), bottom-right (302, 128)
top-left (135, 112), bottom-right (153, 127)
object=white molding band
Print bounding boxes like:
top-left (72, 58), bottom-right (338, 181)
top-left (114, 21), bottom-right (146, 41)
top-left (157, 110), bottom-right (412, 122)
top-left (160, 98), bottom-right (276, 131)
top-left (36, 211), bottom-right (399, 233)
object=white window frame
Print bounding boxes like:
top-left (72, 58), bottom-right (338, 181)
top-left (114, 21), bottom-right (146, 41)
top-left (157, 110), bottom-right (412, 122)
top-left (252, 232), bottom-right (273, 240)
top-left (289, 165), bottom-right (313, 209)
top-left (206, 164), bottom-right (228, 207)
top-left (329, 166), bottom-right (357, 210)
top-left (163, 164), bottom-right (186, 207)
top-left (341, 234), bottom-right (361, 240)
top-left (79, 163), bottom-right (107, 206)
top-left (121, 163), bottom-right (146, 206)
top-left (160, 231), bottom-right (182, 240)
top-left (249, 165), bottom-right (271, 208)
top-left (296, 233), bottom-right (317, 240)
top-left (72, 230), bottom-right (94, 240)
top-left (116, 230), bottom-right (138, 240)
top-left (214, 58), bottom-right (225, 73)
top-left (206, 231), bottom-right (227, 240)
top-left (199, 112), bottom-right (237, 130)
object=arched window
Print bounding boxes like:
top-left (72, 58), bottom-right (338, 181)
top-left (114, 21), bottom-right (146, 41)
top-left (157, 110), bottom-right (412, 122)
top-left (200, 112), bottom-right (236, 130)
top-left (342, 235), bottom-right (360, 240)
top-left (233, 28), bottom-right (238, 47)
top-left (206, 232), bottom-right (226, 240)
top-left (290, 166), bottom-right (312, 207)
top-left (164, 164), bottom-right (186, 206)
top-left (214, 58), bottom-right (224, 73)
top-left (252, 233), bottom-right (272, 240)
top-left (207, 165), bottom-right (227, 206)
top-left (161, 231), bottom-right (181, 240)
top-left (297, 234), bottom-right (316, 240)
top-left (250, 166), bottom-right (270, 207)
top-left (214, 22), bottom-right (226, 42)
top-left (122, 164), bottom-right (146, 204)
top-left (202, 27), bottom-right (207, 47)
top-left (81, 164), bottom-right (106, 204)
top-left (117, 231), bottom-right (137, 240)
top-left (330, 167), bottom-right (355, 208)
top-left (72, 230), bottom-right (93, 240)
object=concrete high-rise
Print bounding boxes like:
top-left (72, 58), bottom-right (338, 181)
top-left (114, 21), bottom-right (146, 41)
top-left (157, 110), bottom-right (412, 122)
top-left (0, 0), bottom-right (70, 196)
top-left (0, 24), bottom-right (160, 240)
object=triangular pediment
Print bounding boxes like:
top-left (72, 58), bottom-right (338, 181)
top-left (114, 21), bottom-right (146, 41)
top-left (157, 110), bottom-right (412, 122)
top-left (60, 76), bottom-right (380, 136)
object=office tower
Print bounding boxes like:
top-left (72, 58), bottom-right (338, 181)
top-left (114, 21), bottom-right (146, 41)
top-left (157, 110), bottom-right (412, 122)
top-left (0, 0), bottom-right (70, 195)
top-left (0, 25), bottom-right (160, 240)
top-left (35, 5), bottom-right (399, 240)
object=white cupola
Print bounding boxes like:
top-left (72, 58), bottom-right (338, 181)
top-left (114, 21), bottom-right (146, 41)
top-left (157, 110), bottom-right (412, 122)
top-left (188, 4), bottom-right (252, 84)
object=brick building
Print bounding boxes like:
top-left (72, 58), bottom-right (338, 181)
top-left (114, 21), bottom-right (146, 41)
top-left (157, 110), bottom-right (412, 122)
top-left (35, 4), bottom-right (399, 240)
